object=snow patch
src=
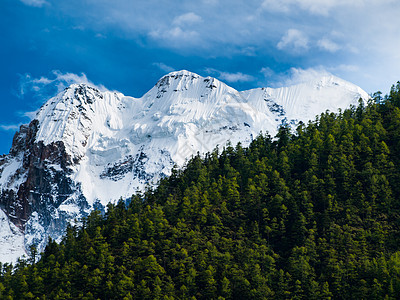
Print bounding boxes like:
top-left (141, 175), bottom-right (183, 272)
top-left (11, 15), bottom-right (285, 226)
top-left (0, 209), bottom-right (26, 264)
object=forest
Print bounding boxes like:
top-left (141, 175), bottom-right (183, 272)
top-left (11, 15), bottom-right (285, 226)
top-left (0, 83), bottom-right (400, 299)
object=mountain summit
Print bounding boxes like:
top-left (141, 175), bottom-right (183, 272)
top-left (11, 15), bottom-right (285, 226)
top-left (0, 71), bottom-right (368, 262)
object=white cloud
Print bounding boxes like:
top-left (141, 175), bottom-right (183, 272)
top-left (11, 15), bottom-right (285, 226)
top-left (148, 12), bottom-right (203, 48)
top-left (238, 47), bottom-right (257, 56)
top-left (295, 0), bottom-right (351, 15)
top-left (260, 0), bottom-right (291, 13)
top-left (219, 72), bottom-right (255, 83)
top-left (277, 29), bottom-right (309, 52)
top-left (20, 110), bottom-right (38, 120)
top-left (317, 38), bottom-right (340, 52)
top-left (153, 62), bottom-right (175, 73)
top-left (261, 0), bottom-right (366, 15)
top-left (328, 64), bottom-right (359, 73)
top-left (260, 67), bottom-right (274, 78)
top-left (169, 27), bottom-right (198, 40)
top-left (173, 12), bottom-right (202, 26)
top-left (20, 0), bottom-right (47, 7)
top-left (149, 27), bottom-right (200, 47)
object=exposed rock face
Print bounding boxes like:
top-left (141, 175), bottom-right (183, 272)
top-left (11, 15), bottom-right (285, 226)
top-left (0, 70), bottom-right (370, 262)
top-left (1, 120), bottom-right (41, 229)
top-left (0, 120), bottom-right (88, 250)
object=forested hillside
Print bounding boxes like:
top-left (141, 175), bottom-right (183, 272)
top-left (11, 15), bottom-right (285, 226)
top-left (1, 83), bottom-right (400, 299)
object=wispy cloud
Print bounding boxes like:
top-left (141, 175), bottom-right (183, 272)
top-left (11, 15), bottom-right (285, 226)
top-left (317, 38), bottom-right (340, 52)
top-left (219, 72), bottom-right (255, 83)
top-left (205, 68), bottom-right (255, 83)
top-left (153, 62), bottom-right (175, 73)
top-left (260, 0), bottom-right (366, 16)
top-left (173, 12), bottom-right (202, 26)
top-left (19, 71), bottom-right (108, 100)
top-left (260, 0), bottom-right (292, 13)
top-left (329, 64), bottom-right (359, 72)
top-left (277, 29), bottom-right (309, 52)
top-left (0, 124), bottom-right (23, 131)
top-left (19, 0), bottom-right (47, 7)
top-left (260, 67), bottom-right (333, 87)
top-left (149, 12), bottom-right (203, 48)
top-left (149, 27), bottom-right (200, 48)
top-left (260, 67), bottom-right (274, 78)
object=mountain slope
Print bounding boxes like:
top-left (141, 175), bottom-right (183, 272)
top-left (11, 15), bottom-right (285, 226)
top-left (2, 88), bottom-right (400, 299)
top-left (0, 70), bottom-right (369, 262)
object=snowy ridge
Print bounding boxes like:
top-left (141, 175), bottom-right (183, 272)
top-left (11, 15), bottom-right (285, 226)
top-left (0, 70), bottom-right (369, 263)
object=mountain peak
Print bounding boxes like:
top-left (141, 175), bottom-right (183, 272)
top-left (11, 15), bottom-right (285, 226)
top-left (61, 83), bottom-right (103, 104)
top-left (33, 82), bottom-right (112, 155)
top-left (155, 70), bottom-right (201, 88)
top-left (167, 70), bottom-right (199, 77)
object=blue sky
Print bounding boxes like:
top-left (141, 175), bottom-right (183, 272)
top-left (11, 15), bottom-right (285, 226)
top-left (1, 0), bottom-right (400, 154)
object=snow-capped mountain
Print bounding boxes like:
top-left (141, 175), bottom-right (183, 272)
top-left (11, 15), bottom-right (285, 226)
top-left (0, 70), bottom-right (369, 262)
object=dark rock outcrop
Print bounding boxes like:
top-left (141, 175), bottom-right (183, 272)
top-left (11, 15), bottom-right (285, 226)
top-left (0, 119), bottom-right (84, 233)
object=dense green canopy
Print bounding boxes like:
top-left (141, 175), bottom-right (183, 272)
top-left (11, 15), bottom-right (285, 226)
top-left (1, 83), bottom-right (400, 299)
